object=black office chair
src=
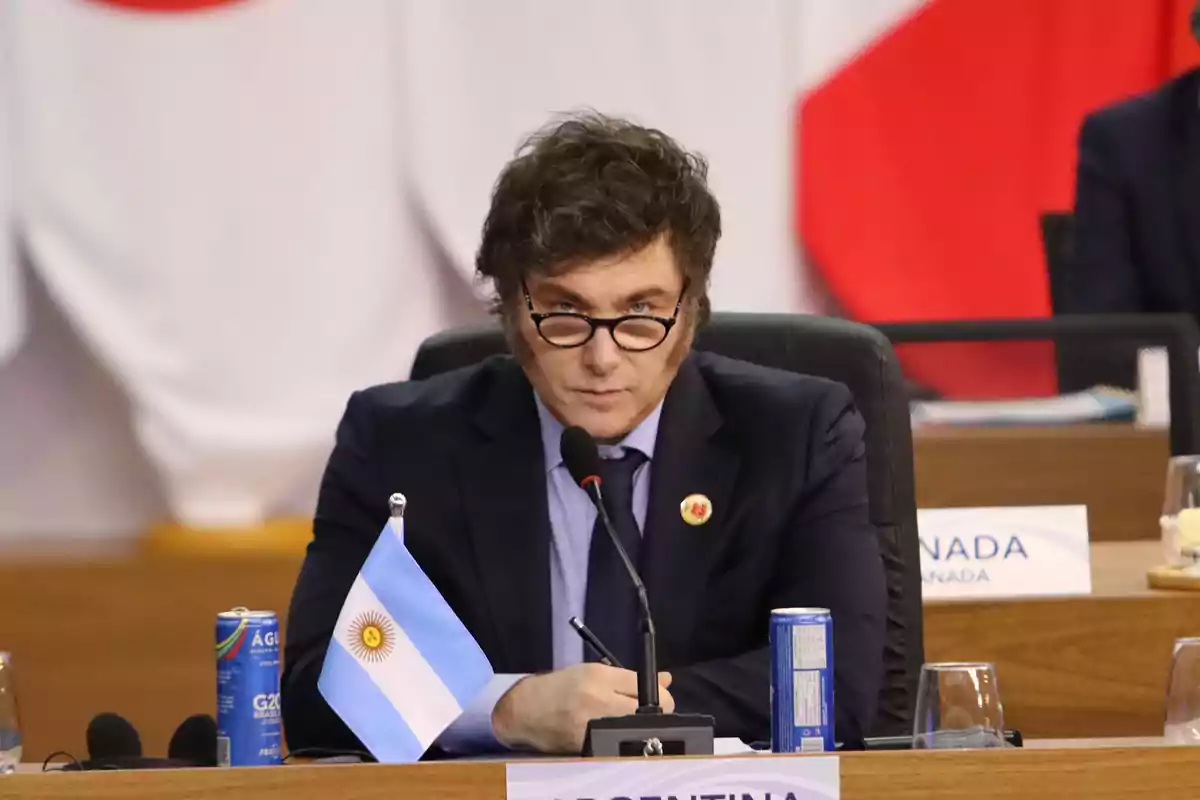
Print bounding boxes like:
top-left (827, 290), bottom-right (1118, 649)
top-left (1039, 211), bottom-right (1075, 316)
top-left (1038, 211), bottom-right (1139, 390)
top-left (411, 312), bottom-right (924, 737)
top-left (875, 315), bottom-right (1200, 456)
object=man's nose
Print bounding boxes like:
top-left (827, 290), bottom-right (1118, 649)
top-left (582, 327), bottom-right (622, 374)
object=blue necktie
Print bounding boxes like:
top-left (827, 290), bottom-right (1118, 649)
top-left (583, 450), bottom-right (647, 670)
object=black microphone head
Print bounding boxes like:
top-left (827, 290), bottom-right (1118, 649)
top-left (560, 426), bottom-right (603, 488)
top-left (168, 714), bottom-right (217, 766)
top-left (86, 712), bottom-right (142, 761)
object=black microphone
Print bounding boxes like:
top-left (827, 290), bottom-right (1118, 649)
top-left (58, 713), bottom-right (216, 770)
top-left (86, 712), bottom-right (142, 762)
top-left (560, 425), bottom-right (661, 712)
top-left (168, 714), bottom-right (217, 766)
top-left (560, 426), bottom-right (715, 757)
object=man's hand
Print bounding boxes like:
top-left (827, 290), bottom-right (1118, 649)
top-left (491, 663), bottom-right (674, 753)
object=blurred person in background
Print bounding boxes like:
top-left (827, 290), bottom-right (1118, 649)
top-left (1065, 1), bottom-right (1200, 318)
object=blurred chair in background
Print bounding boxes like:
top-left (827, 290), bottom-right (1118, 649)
top-left (1040, 212), bottom-right (1075, 316)
top-left (1041, 211), bottom-right (1138, 393)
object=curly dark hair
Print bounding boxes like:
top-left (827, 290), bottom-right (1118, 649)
top-left (475, 111), bottom-right (721, 327)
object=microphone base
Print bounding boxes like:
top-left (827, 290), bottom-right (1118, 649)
top-left (582, 712), bottom-right (715, 758)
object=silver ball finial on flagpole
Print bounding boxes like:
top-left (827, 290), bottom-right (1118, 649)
top-left (388, 493), bottom-right (407, 519)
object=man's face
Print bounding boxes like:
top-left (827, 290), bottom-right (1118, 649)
top-left (516, 236), bottom-right (693, 442)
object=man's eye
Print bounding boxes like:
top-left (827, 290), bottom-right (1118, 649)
top-left (629, 302), bottom-right (650, 314)
top-left (555, 302), bottom-right (577, 312)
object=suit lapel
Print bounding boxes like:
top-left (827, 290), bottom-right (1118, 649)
top-left (641, 355), bottom-right (740, 665)
top-left (1169, 72), bottom-right (1200, 306)
top-left (455, 359), bottom-right (553, 672)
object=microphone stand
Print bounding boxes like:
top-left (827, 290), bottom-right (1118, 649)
top-left (636, 611), bottom-right (659, 714)
top-left (581, 483), bottom-right (715, 757)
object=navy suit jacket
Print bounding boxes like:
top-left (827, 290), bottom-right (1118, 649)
top-left (1068, 68), bottom-right (1200, 315)
top-left (280, 351), bottom-right (887, 754)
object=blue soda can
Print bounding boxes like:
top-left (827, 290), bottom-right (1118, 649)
top-left (770, 607), bottom-right (835, 753)
top-left (216, 608), bottom-right (282, 766)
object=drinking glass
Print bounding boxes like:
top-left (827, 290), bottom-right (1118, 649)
top-left (1161, 456), bottom-right (1200, 566)
top-left (1165, 637), bottom-right (1200, 744)
top-left (0, 653), bottom-right (20, 774)
top-left (913, 662), bottom-right (1005, 749)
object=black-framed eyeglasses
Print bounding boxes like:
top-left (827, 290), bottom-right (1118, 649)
top-left (523, 280), bottom-right (689, 352)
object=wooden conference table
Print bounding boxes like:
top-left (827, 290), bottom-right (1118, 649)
top-left (913, 423), bottom-right (1169, 541)
top-left (3, 741), bottom-right (1199, 799)
top-left (1, 545), bottom-right (1185, 760)
top-left (0, 423), bottom-right (1179, 760)
top-left (924, 541), bottom-right (1198, 737)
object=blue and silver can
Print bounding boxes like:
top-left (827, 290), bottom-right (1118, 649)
top-left (216, 608), bottom-right (282, 766)
top-left (770, 607), bottom-right (835, 753)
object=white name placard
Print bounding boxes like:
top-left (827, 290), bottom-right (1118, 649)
top-left (917, 505), bottom-right (1091, 600)
top-left (506, 756), bottom-right (839, 800)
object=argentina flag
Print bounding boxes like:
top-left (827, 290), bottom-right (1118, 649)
top-left (318, 500), bottom-right (494, 762)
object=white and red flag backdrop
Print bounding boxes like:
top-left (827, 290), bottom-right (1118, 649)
top-left (0, 0), bottom-right (1196, 534)
top-left (801, 0), bottom-right (1200, 397)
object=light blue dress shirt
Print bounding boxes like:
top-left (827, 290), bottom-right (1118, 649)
top-left (436, 394), bottom-right (662, 753)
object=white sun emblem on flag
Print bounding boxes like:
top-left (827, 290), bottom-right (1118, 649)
top-left (348, 611), bottom-right (395, 663)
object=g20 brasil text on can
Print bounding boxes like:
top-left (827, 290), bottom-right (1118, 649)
top-left (216, 608), bottom-right (282, 766)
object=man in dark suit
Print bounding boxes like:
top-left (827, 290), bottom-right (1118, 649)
top-left (281, 112), bottom-right (886, 756)
top-left (1066, 7), bottom-right (1200, 317)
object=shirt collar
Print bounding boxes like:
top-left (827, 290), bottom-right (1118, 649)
top-left (535, 392), bottom-right (663, 473)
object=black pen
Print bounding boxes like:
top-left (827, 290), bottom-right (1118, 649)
top-left (568, 616), bottom-right (624, 668)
